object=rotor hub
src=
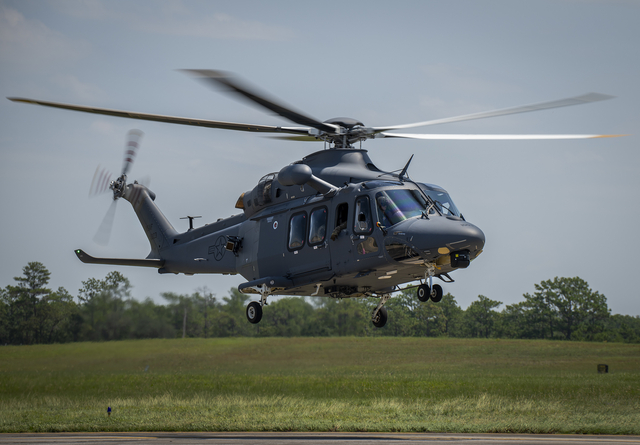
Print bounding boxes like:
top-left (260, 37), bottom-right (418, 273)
top-left (307, 117), bottom-right (375, 148)
top-left (110, 175), bottom-right (127, 200)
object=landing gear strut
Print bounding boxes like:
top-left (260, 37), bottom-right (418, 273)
top-left (371, 294), bottom-right (391, 328)
top-left (245, 283), bottom-right (271, 324)
top-left (417, 263), bottom-right (443, 303)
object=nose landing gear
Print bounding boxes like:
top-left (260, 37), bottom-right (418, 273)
top-left (417, 283), bottom-right (443, 302)
top-left (417, 263), bottom-right (444, 303)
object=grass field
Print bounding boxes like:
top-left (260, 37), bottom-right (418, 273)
top-left (1, 337), bottom-right (639, 434)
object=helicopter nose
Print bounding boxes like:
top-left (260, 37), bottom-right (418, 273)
top-left (405, 217), bottom-right (485, 256)
top-left (453, 221), bottom-right (485, 252)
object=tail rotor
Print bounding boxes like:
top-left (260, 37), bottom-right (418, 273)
top-left (91, 129), bottom-right (144, 245)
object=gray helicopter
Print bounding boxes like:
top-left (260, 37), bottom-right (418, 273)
top-left (8, 70), bottom-right (620, 327)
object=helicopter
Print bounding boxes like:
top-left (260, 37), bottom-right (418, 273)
top-left (8, 70), bottom-right (620, 328)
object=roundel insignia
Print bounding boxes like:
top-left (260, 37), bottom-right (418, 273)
top-left (273, 221), bottom-right (278, 230)
top-left (211, 236), bottom-right (226, 261)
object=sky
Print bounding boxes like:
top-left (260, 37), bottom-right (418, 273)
top-left (1, 0), bottom-right (639, 315)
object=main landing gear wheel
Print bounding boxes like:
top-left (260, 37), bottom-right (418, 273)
top-left (417, 284), bottom-right (443, 303)
top-left (372, 306), bottom-right (388, 328)
top-left (246, 301), bottom-right (262, 324)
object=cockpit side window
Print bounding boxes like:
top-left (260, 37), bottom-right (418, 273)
top-left (417, 183), bottom-right (462, 217)
top-left (376, 189), bottom-right (428, 226)
top-left (421, 189), bottom-right (461, 217)
top-left (353, 196), bottom-right (373, 235)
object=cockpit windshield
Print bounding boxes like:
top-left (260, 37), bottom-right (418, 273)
top-left (419, 185), bottom-right (462, 217)
top-left (375, 189), bottom-right (432, 226)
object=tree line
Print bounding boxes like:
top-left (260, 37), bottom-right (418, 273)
top-left (1, 262), bottom-right (639, 345)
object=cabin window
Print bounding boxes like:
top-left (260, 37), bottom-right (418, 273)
top-left (288, 212), bottom-right (307, 251)
top-left (309, 207), bottom-right (327, 246)
top-left (335, 203), bottom-right (348, 227)
top-left (353, 196), bottom-right (373, 234)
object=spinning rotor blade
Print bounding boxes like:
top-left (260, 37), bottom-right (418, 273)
top-left (374, 93), bottom-right (615, 132)
top-left (93, 200), bottom-right (117, 246)
top-left (7, 97), bottom-right (309, 136)
top-left (183, 70), bottom-right (338, 134)
top-left (378, 133), bottom-right (625, 140)
top-left (122, 129), bottom-right (143, 176)
top-left (89, 166), bottom-right (113, 197)
top-left (269, 135), bottom-right (322, 142)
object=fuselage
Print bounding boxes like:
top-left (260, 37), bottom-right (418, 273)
top-left (146, 149), bottom-right (484, 298)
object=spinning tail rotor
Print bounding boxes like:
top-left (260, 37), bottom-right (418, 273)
top-left (91, 130), bottom-right (144, 245)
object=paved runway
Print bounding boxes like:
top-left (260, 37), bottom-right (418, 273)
top-left (1, 432), bottom-right (639, 445)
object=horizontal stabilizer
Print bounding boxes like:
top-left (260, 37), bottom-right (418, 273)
top-left (74, 249), bottom-right (164, 268)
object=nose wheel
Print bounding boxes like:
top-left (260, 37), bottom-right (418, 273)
top-left (418, 263), bottom-right (443, 303)
top-left (417, 283), bottom-right (443, 302)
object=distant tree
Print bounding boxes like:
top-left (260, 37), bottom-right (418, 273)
top-left (381, 288), bottom-right (447, 337)
top-left (162, 292), bottom-right (196, 338)
top-left (40, 286), bottom-right (79, 343)
top-left (195, 287), bottom-right (216, 338)
top-left (438, 293), bottom-right (464, 337)
top-left (220, 287), bottom-right (253, 336)
top-left (603, 314), bottom-right (640, 343)
top-left (78, 271), bottom-right (132, 341)
top-left (497, 301), bottom-right (528, 339)
top-left (521, 287), bottom-right (559, 339)
top-left (0, 262), bottom-right (77, 344)
top-left (383, 290), bottom-right (418, 336)
top-left (309, 297), bottom-right (370, 336)
top-left (126, 297), bottom-right (175, 339)
top-left (12, 262), bottom-right (52, 343)
top-left (527, 277), bottom-right (609, 340)
top-left (412, 300), bottom-right (446, 337)
top-left (464, 295), bottom-right (502, 338)
top-left (0, 287), bottom-right (8, 342)
top-left (260, 297), bottom-right (315, 336)
top-left (4, 264), bottom-right (635, 343)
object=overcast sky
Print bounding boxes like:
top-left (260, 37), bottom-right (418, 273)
top-left (1, 0), bottom-right (638, 315)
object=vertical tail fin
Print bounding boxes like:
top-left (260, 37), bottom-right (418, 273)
top-left (123, 183), bottom-right (178, 258)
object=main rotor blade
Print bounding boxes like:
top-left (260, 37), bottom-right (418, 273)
top-left (182, 70), bottom-right (338, 134)
top-left (7, 97), bottom-right (310, 135)
top-left (374, 93), bottom-right (615, 132)
top-left (378, 132), bottom-right (625, 140)
top-left (268, 135), bottom-right (323, 142)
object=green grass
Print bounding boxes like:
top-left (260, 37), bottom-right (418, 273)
top-left (1, 337), bottom-right (639, 433)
